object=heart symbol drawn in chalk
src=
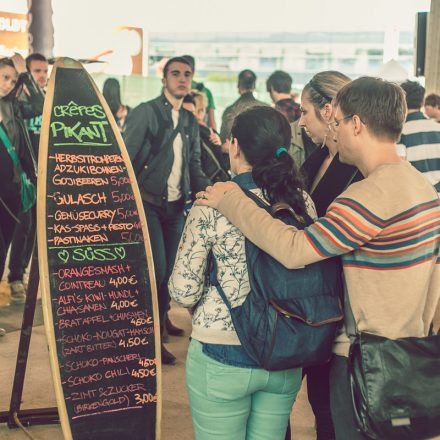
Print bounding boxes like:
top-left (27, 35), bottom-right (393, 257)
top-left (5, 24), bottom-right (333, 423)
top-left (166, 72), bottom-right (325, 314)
top-left (114, 246), bottom-right (126, 259)
top-left (58, 250), bottom-right (70, 263)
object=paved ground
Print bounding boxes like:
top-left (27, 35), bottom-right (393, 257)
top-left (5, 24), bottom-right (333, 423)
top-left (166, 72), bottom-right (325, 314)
top-left (0, 282), bottom-right (316, 440)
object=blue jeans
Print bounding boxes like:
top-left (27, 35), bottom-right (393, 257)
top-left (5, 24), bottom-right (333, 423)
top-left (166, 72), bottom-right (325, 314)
top-left (142, 199), bottom-right (185, 332)
top-left (186, 339), bottom-right (302, 440)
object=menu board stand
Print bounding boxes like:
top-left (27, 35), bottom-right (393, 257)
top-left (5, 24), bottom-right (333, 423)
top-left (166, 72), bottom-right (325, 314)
top-left (2, 58), bottom-right (162, 439)
top-left (0, 241), bottom-right (59, 428)
top-left (38, 58), bottom-right (161, 440)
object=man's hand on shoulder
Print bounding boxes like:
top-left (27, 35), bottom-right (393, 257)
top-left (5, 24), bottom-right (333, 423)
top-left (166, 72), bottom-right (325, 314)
top-left (195, 181), bottom-right (240, 209)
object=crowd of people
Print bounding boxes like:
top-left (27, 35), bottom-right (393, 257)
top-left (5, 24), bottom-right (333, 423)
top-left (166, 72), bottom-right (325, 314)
top-left (0, 52), bottom-right (439, 439)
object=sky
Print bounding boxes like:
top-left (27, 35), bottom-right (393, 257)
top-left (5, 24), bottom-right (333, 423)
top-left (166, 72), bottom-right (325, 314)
top-left (50, 0), bottom-right (431, 33)
top-left (1, 0), bottom-right (432, 59)
top-left (3, 0), bottom-right (431, 32)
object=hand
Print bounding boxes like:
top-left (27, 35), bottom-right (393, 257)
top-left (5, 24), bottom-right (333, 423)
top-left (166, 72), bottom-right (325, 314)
top-left (209, 131), bottom-right (221, 146)
top-left (195, 182), bottom-right (240, 209)
top-left (11, 53), bottom-right (26, 74)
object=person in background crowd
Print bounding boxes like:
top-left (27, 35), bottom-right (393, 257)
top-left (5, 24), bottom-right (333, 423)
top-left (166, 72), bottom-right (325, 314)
top-left (266, 70), bottom-right (314, 170)
top-left (182, 55), bottom-right (217, 131)
top-left (0, 57), bottom-right (36, 309)
top-left (220, 69), bottom-right (268, 151)
top-left (103, 78), bottom-right (130, 133)
top-left (26, 53), bottom-right (48, 89)
top-left (424, 93), bottom-right (440, 122)
top-left (22, 53), bottom-right (47, 151)
top-left (195, 77), bottom-right (440, 440)
top-left (397, 81), bottom-right (440, 196)
top-left (266, 70), bottom-right (301, 123)
top-left (124, 56), bottom-right (210, 364)
top-left (289, 119), bottom-right (318, 169)
top-left (7, 53), bottom-right (47, 304)
top-left (170, 106), bottom-right (317, 440)
top-left (183, 92), bottom-right (229, 182)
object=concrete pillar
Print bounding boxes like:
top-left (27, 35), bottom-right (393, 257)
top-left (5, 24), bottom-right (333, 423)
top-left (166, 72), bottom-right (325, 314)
top-left (27, 0), bottom-right (54, 57)
top-left (425, 0), bottom-right (440, 93)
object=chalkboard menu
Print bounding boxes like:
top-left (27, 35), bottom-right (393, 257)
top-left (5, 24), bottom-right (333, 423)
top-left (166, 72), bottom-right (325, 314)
top-left (38, 59), bottom-right (161, 440)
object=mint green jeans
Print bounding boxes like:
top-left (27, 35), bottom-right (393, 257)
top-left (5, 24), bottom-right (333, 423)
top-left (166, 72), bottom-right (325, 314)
top-left (185, 340), bottom-right (302, 440)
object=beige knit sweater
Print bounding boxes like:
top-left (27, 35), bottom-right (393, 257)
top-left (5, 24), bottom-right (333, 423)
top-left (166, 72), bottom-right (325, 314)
top-left (216, 162), bottom-right (440, 356)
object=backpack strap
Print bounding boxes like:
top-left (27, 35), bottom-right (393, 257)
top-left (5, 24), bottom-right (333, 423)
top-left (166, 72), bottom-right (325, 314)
top-left (201, 141), bottom-right (229, 181)
top-left (241, 188), bottom-right (270, 212)
top-left (0, 123), bottom-right (21, 169)
top-left (207, 188), bottom-right (311, 310)
top-left (135, 101), bottom-right (183, 182)
top-left (205, 250), bottom-right (233, 310)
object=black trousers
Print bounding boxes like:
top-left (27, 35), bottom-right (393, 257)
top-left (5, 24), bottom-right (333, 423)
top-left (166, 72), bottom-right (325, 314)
top-left (285, 361), bottom-right (335, 440)
top-left (8, 204), bottom-right (36, 283)
top-left (0, 194), bottom-right (20, 279)
top-left (142, 199), bottom-right (185, 333)
top-left (329, 355), bottom-right (367, 440)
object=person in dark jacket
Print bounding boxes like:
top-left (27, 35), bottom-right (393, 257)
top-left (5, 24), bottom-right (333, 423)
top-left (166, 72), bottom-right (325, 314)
top-left (0, 57), bottom-right (36, 311)
top-left (219, 69), bottom-right (268, 149)
top-left (7, 53), bottom-right (46, 304)
top-left (124, 56), bottom-right (210, 364)
top-left (266, 70), bottom-right (301, 123)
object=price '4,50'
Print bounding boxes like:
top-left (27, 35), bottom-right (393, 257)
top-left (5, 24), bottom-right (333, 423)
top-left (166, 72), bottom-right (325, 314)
top-left (118, 337), bottom-right (148, 348)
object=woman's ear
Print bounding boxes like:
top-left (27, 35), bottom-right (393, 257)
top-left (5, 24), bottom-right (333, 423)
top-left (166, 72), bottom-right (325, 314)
top-left (321, 103), bottom-right (333, 122)
top-left (231, 138), bottom-right (240, 158)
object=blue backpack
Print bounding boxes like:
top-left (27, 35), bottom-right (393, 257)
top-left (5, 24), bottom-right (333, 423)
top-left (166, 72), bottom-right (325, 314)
top-left (208, 189), bottom-right (343, 371)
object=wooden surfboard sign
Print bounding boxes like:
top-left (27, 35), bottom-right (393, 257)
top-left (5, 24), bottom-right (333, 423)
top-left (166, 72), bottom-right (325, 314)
top-left (37, 57), bottom-right (162, 440)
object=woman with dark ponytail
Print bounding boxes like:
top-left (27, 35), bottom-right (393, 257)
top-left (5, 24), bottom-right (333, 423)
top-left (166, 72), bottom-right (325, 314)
top-left (169, 106), bottom-right (316, 440)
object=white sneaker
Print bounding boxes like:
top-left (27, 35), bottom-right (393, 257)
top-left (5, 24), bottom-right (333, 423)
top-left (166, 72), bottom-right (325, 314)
top-left (10, 281), bottom-right (26, 305)
top-left (0, 328), bottom-right (5, 336)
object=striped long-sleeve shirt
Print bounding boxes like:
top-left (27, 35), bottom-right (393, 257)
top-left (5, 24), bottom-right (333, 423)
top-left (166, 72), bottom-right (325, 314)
top-left (216, 161), bottom-right (440, 356)
top-left (397, 111), bottom-right (440, 194)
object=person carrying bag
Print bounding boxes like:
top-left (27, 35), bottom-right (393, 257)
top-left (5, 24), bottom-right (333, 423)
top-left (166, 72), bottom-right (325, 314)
top-left (0, 124), bottom-right (36, 214)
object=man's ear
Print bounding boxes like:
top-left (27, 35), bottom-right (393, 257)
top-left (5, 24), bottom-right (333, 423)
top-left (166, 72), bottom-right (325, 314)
top-left (161, 77), bottom-right (166, 88)
top-left (352, 115), bottom-right (363, 136)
